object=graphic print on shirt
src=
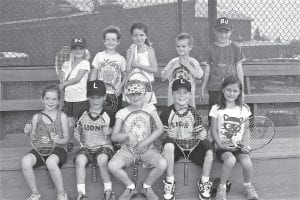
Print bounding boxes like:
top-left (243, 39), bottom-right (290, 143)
top-left (221, 114), bottom-right (243, 144)
top-left (98, 59), bottom-right (121, 94)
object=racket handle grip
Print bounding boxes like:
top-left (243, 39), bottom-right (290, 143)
top-left (92, 165), bottom-right (97, 182)
top-left (184, 163), bottom-right (188, 185)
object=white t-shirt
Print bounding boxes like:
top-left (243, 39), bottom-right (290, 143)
top-left (209, 104), bottom-right (251, 146)
top-left (63, 60), bottom-right (90, 102)
top-left (92, 51), bottom-right (126, 94)
top-left (163, 57), bottom-right (203, 107)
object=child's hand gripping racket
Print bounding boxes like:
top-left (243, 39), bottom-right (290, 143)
top-left (101, 66), bottom-right (119, 113)
top-left (55, 46), bottom-right (71, 108)
top-left (121, 110), bottom-right (156, 184)
top-left (75, 113), bottom-right (111, 182)
top-left (27, 113), bottom-right (57, 188)
top-left (168, 107), bottom-right (204, 185)
top-left (236, 115), bottom-right (275, 153)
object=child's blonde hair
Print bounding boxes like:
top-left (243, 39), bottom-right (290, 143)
top-left (176, 33), bottom-right (193, 47)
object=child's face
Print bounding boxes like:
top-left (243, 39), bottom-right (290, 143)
top-left (128, 93), bottom-right (145, 106)
top-left (215, 29), bottom-right (232, 44)
top-left (176, 39), bottom-right (192, 57)
top-left (88, 95), bottom-right (105, 109)
top-left (132, 28), bottom-right (147, 46)
top-left (222, 83), bottom-right (240, 103)
top-left (103, 33), bottom-right (120, 51)
top-left (42, 91), bottom-right (59, 111)
top-left (72, 46), bottom-right (85, 58)
top-left (172, 88), bottom-right (191, 107)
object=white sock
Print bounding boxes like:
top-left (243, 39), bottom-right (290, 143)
top-left (127, 183), bottom-right (135, 190)
top-left (166, 175), bottom-right (175, 183)
top-left (219, 183), bottom-right (226, 189)
top-left (201, 176), bottom-right (210, 183)
top-left (244, 182), bottom-right (251, 187)
top-left (104, 182), bottom-right (112, 191)
top-left (77, 184), bottom-right (85, 194)
top-left (143, 183), bottom-right (151, 189)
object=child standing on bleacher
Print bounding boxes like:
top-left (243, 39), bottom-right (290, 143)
top-left (210, 75), bottom-right (258, 200)
top-left (161, 33), bottom-right (203, 108)
top-left (73, 80), bottom-right (115, 200)
top-left (22, 85), bottom-right (69, 200)
top-left (200, 17), bottom-right (245, 122)
top-left (60, 37), bottom-right (91, 152)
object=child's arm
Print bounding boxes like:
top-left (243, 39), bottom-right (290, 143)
top-left (111, 118), bottom-right (129, 143)
top-left (132, 47), bottom-right (158, 74)
top-left (60, 69), bottom-right (89, 89)
top-left (161, 59), bottom-right (177, 81)
top-left (135, 109), bottom-right (164, 153)
top-left (116, 58), bottom-right (127, 96)
top-left (54, 112), bottom-right (69, 145)
top-left (89, 66), bottom-right (98, 81)
top-left (236, 62), bottom-right (244, 88)
top-left (200, 64), bottom-right (210, 102)
top-left (180, 57), bottom-right (203, 79)
top-left (126, 46), bottom-right (134, 72)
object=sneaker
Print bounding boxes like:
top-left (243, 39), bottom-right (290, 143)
top-left (57, 191), bottom-right (69, 200)
top-left (74, 191), bottom-right (87, 200)
top-left (141, 187), bottom-right (159, 200)
top-left (104, 190), bottom-right (116, 200)
top-left (198, 180), bottom-right (213, 199)
top-left (163, 180), bottom-right (175, 200)
top-left (27, 192), bottom-right (41, 200)
top-left (215, 185), bottom-right (227, 200)
top-left (243, 184), bottom-right (259, 200)
top-left (118, 188), bottom-right (137, 200)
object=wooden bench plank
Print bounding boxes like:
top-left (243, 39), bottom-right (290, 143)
top-left (245, 93), bottom-right (300, 103)
top-left (0, 99), bottom-right (43, 111)
top-left (243, 62), bottom-right (300, 76)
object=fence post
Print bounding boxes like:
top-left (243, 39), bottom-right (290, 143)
top-left (177, 0), bottom-right (183, 34)
top-left (208, 0), bottom-right (217, 44)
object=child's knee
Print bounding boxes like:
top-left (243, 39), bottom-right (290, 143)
top-left (163, 143), bottom-right (175, 155)
top-left (205, 150), bottom-right (214, 162)
top-left (96, 154), bottom-right (109, 168)
top-left (75, 154), bottom-right (88, 167)
top-left (108, 159), bottom-right (123, 171)
top-left (223, 155), bottom-right (236, 167)
top-left (156, 157), bottom-right (167, 171)
top-left (22, 154), bottom-right (35, 170)
top-left (45, 157), bottom-right (59, 171)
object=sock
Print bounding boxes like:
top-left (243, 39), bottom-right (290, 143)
top-left (104, 182), bottom-right (112, 191)
top-left (201, 176), bottom-right (209, 183)
top-left (219, 183), bottom-right (226, 189)
top-left (127, 183), bottom-right (135, 190)
top-left (77, 184), bottom-right (85, 195)
top-left (166, 175), bottom-right (175, 183)
top-left (244, 182), bottom-right (252, 187)
top-left (143, 183), bottom-right (151, 189)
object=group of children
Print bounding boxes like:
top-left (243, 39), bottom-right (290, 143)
top-left (22, 17), bottom-right (259, 200)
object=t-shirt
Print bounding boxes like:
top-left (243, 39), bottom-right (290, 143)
top-left (92, 51), bottom-right (126, 94)
top-left (160, 105), bottom-right (204, 139)
top-left (163, 57), bottom-right (203, 107)
top-left (209, 104), bottom-right (251, 147)
top-left (116, 104), bottom-right (156, 149)
top-left (205, 42), bottom-right (245, 91)
top-left (75, 110), bottom-right (112, 150)
top-left (63, 60), bottom-right (90, 102)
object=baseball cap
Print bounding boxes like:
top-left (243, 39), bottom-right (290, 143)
top-left (215, 17), bottom-right (232, 31)
top-left (87, 80), bottom-right (106, 97)
top-left (126, 80), bottom-right (146, 94)
top-left (172, 78), bottom-right (191, 92)
top-left (71, 37), bottom-right (86, 49)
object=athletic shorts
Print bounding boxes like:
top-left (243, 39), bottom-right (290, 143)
top-left (28, 147), bottom-right (68, 168)
top-left (62, 101), bottom-right (89, 120)
top-left (215, 149), bottom-right (250, 162)
top-left (162, 137), bottom-right (213, 167)
top-left (110, 147), bottom-right (164, 168)
top-left (75, 146), bottom-right (114, 166)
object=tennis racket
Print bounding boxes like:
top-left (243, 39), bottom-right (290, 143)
top-left (28, 112), bottom-right (57, 188)
top-left (236, 115), bottom-right (275, 152)
top-left (125, 71), bottom-right (153, 104)
top-left (75, 112), bottom-right (111, 182)
top-left (121, 110), bottom-right (156, 184)
top-left (101, 62), bottom-right (120, 113)
top-left (168, 107), bottom-right (204, 185)
top-left (55, 46), bottom-right (71, 107)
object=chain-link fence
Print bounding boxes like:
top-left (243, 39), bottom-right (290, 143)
top-left (0, 0), bottom-right (299, 66)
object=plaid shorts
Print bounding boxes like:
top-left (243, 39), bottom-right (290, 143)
top-left (75, 146), bottom-right (114, 165)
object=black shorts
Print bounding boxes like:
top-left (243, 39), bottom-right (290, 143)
top-left (28, 147), bottom-right (68, 168)
top-left (62, 101), bottom-right (89, 120)
top-left (215, 149), bottom-right (249, 162)
top-left (74, 147), bottom-right (114, 166)
top-left (162, 138), bottom-right (213, 167)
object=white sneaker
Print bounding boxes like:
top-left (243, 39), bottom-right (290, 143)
top-left (163, 180), bottom-right (175, 200)
top-left (27, 192), bottom-right (41, 200)
top-left (198, 180), bottom-right (213, 199)
top-left (57, 191), bottom-right (68, 200)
